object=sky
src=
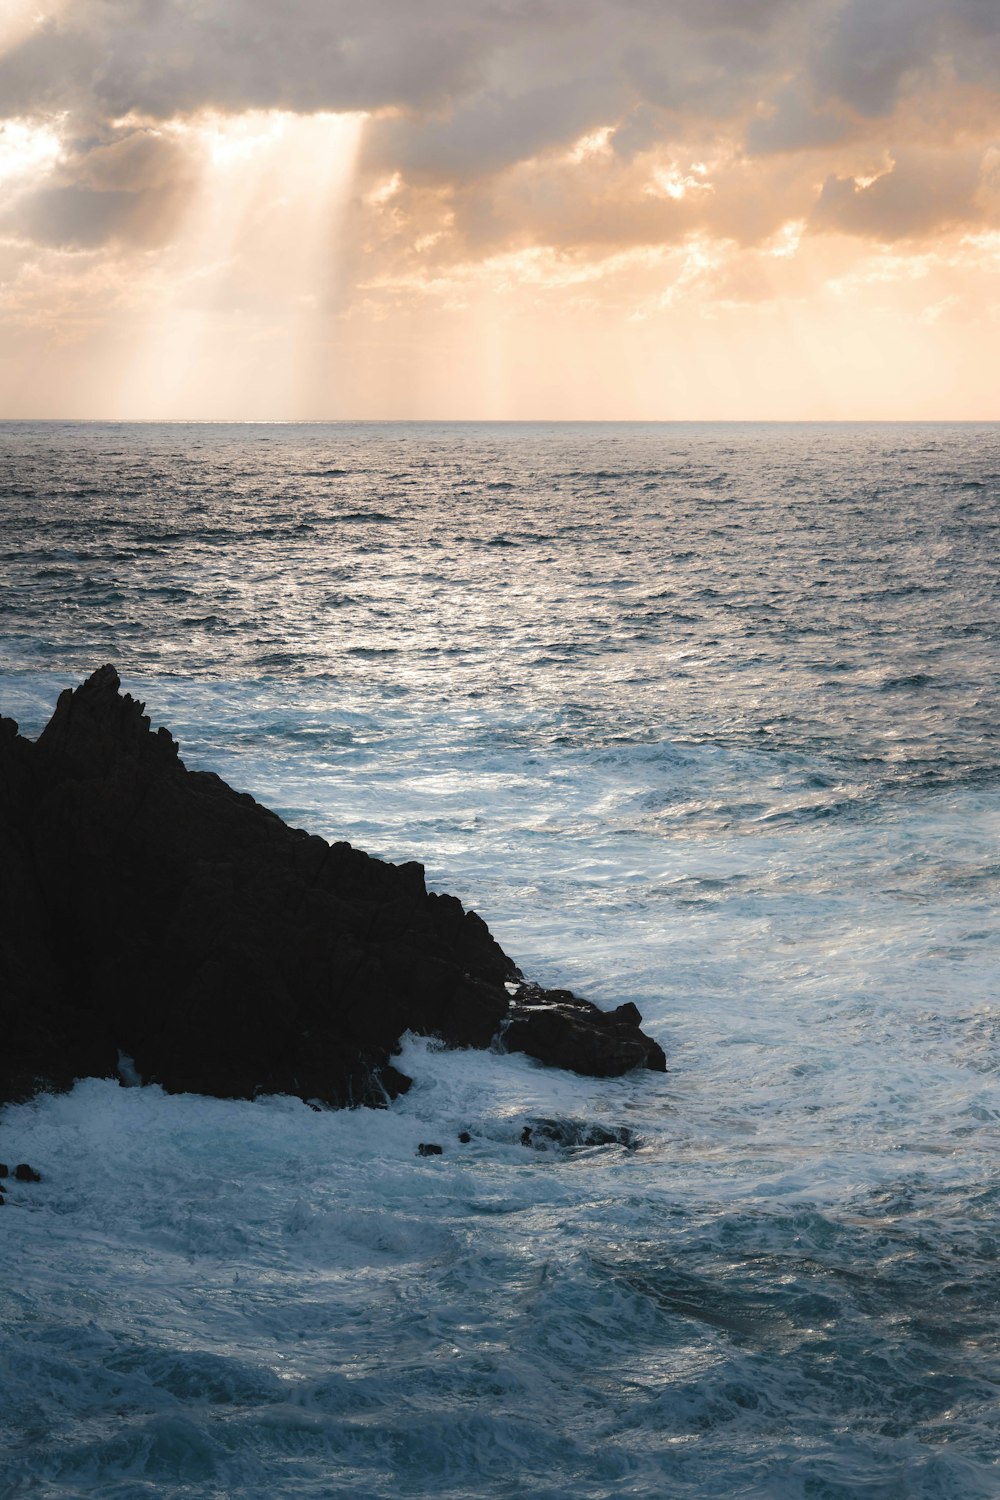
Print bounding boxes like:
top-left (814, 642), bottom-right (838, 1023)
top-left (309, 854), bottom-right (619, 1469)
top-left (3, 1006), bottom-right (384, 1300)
top-left (0, 0), bottom-right (997, 420)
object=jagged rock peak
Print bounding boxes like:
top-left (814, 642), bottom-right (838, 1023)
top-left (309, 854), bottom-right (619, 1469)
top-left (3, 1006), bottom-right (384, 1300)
top-left (0, 669), bottom-right (667, 1109)
top-left (36, 664), bottom-right (180, 778)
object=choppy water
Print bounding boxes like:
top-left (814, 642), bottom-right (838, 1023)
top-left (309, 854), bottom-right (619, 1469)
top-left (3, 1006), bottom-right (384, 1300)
top-left (1, 421), bottom-right (999, 1498)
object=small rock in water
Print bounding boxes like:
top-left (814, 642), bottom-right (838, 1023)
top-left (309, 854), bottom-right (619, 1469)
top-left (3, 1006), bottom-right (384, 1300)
top-left (458, 1131), bottom-right (471, 1144)
top-left (417, 1143), bottom-right (443, 1157)
top-left (504, 984), bottom-right (666, 1077)
top-left (0, 1163), bottom-right (8, 1178)
top-left (14, 1163), bottom-right (41, 1182)
top-left (519, 1118), bottom-right (640, 1151)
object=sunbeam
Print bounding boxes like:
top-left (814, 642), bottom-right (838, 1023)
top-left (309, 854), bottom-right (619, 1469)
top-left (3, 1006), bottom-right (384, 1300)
top-left (113, 110), bottom-right (364, 419)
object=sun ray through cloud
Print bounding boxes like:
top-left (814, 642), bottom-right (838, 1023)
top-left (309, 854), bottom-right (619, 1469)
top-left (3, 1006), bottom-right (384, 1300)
top-left (112, 110), bottom-right (365, 419)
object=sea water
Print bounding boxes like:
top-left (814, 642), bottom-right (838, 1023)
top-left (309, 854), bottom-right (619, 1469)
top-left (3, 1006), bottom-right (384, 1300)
top-left (1, 421), bottom-right (998, 1498)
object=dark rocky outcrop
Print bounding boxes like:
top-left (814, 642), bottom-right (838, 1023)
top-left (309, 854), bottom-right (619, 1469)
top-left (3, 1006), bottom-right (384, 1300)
top-left (504, 986), bottom-right (665, 1077)
top-left (519, 1118), bottom-right (640, 1151)
top-left (0, 668), bottom-right (665, 1109)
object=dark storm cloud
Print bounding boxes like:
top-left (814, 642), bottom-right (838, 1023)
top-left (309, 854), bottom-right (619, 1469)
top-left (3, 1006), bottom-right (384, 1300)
top-left (1, 0), bottom-right (998, 254)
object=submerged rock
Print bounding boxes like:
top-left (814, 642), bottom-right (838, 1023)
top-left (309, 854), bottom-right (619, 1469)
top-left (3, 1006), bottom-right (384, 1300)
top-left (0, 668), bottom-right (666, 1109)
top-left (519, 1118), bottom-right (641, 1151)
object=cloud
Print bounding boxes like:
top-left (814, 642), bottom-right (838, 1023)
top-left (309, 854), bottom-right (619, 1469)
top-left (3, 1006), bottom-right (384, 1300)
top-left (2, 124), bottom-right (196, 249)
top-left (2, 0), bottom-right (993, 131)
top-left (0, 1), bottom-right (502, 121)
top-left (365, 78), bottom-right (630, 185)
top-left (812, 148), bottom-right (986, 240)
top-left (809, 0), bottom-right (1000, 118)
top-left (745, 85), bottom-right (859, 155)
top-left (0, 0), bottom-right (808, 142)
top-left (0, 0), bottom-right (998, 265)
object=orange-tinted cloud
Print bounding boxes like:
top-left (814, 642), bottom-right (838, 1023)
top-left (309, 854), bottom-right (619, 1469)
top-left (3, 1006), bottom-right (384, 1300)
top-left (2, 0), bottom-right (998, 257)
top-left (0, 1), bottom-right (997, 417)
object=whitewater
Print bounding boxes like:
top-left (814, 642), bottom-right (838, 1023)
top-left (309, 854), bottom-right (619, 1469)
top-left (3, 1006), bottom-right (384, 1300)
top-left (1, 421), bottom-right (998, 1498)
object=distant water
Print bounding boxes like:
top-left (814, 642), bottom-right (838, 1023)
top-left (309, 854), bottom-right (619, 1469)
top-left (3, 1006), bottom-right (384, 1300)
top-left (2, 422), bottom-right (999, 1499)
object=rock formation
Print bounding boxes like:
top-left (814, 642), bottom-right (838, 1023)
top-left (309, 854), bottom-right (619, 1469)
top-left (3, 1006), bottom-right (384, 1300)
top-left (0, 668), bottom-right (665, 1108)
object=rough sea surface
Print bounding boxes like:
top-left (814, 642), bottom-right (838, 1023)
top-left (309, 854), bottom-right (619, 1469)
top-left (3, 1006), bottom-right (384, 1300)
top-left (1, 421), bottom-right (998, 1499)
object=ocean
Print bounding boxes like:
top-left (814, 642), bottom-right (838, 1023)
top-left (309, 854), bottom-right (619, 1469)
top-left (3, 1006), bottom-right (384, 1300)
top-left (1, 420), bottom-right (998, 1498)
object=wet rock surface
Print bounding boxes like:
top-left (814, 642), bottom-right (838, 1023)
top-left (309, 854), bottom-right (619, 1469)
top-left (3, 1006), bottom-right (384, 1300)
top-left (0, 1160), bottom-right (42, 1202)
top-left (519, 1118), bottom-right (641, 1151)
top-left (0, 668), bottom-right (666, 1109)
top-left (504, 986), bottom-right (666, 1077)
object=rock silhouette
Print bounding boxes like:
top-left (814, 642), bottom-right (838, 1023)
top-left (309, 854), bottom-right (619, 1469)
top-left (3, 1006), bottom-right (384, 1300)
top-left (0, 668), bottom-right (666, 1108)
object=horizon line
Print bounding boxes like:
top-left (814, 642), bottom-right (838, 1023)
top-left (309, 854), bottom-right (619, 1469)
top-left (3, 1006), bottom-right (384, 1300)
top-left (1, 416), bottom-right (998, 426)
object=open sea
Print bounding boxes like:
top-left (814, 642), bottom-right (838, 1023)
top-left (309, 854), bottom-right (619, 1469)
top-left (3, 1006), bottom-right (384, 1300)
top-left (1, 420), bottom-right (998, 1499)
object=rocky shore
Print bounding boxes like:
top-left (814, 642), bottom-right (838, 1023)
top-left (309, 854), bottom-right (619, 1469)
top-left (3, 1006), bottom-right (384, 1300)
top-left (0, 668), bottom-right (665, 1109)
